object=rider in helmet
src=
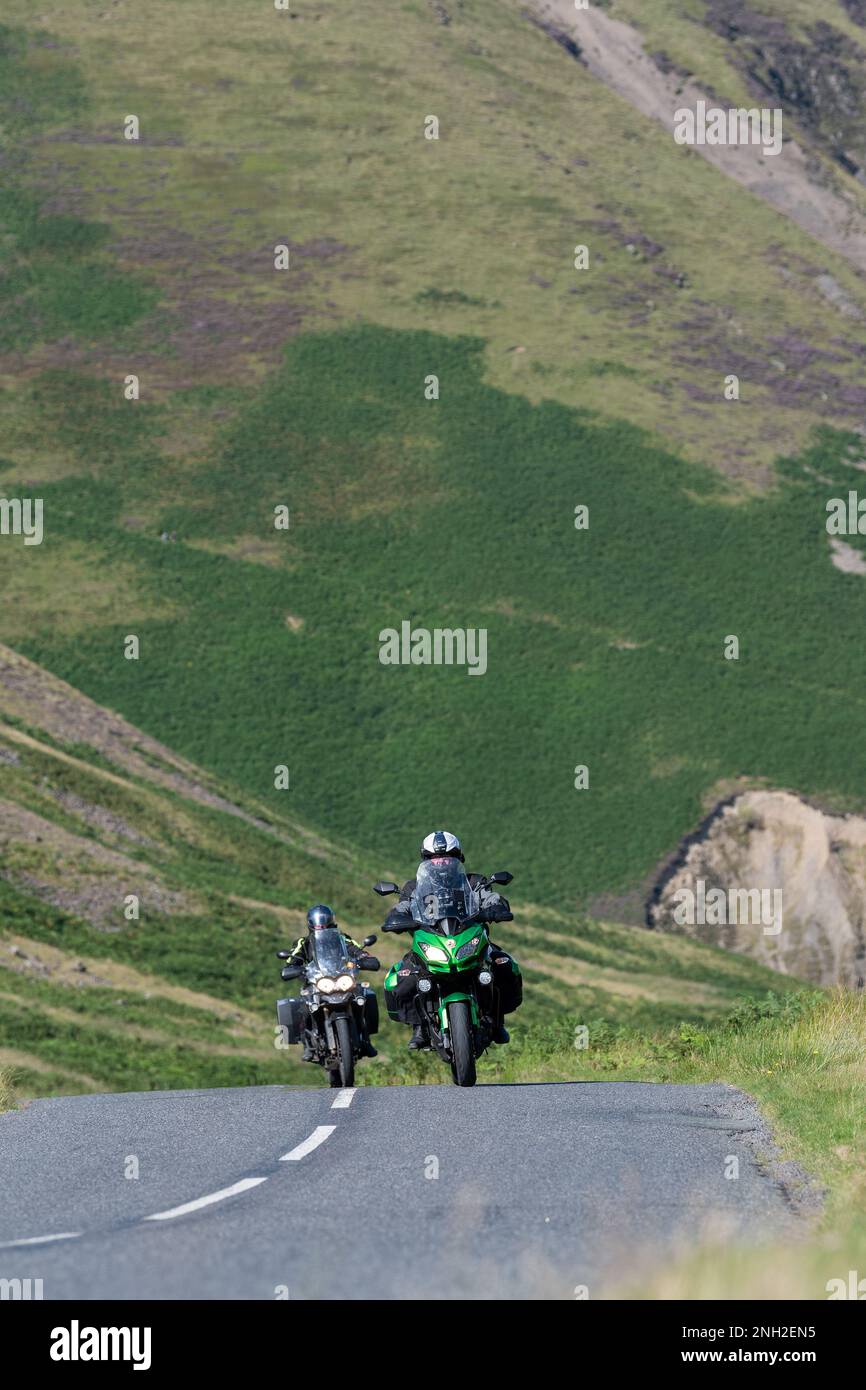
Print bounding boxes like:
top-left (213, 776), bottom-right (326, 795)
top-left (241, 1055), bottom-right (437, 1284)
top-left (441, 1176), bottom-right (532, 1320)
top-left (287, 905), bottom-right (381, 1060)
top-left (381, 831), bottom-right (522, 1051)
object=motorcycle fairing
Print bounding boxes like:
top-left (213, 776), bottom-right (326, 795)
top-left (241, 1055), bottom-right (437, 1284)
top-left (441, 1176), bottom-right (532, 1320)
top-left (410, 921), bottom-right (489, 972)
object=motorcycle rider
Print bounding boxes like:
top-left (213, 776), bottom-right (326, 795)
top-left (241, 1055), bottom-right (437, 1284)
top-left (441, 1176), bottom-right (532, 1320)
top-left (287, 904), bottom-right (381, 1060)
top-left (381, 830), bottom-right (522, 1051)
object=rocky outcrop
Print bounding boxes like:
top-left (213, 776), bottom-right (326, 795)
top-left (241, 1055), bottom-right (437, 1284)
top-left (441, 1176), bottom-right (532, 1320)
top-left (647, 791), bottom-right (866, 987)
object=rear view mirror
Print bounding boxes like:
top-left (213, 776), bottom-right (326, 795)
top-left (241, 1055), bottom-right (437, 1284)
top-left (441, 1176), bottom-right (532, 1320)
top-left (373, 881), bottom-right (400, 896)
top-left (276, 950), bottom-right (292, 960)
top-left (362, 934), bottom-right (378, 947)
top-left (489, 871), bottom-right (513, 886)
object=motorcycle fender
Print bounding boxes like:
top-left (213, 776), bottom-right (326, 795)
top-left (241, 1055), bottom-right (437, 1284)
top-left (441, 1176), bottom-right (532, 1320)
top-left (322, 1012), bottom-right (338, 1052)
top-left (438, 991), bottom-right (477, 1030)
top-left (326, 1009), bottom-right (360, 1051)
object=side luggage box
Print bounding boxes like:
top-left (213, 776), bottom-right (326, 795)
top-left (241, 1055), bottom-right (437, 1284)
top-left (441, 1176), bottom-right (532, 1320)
top-left (383, 964), bottom-right (401, 1023)
top-left (276, 996), bottom-right (305, 1046)
top-left (362, 984), bottom-right (379, 1036)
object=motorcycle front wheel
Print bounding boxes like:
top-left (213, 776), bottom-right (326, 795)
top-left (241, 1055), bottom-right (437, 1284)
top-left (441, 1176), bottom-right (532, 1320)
top-left (448, 1000), bottom-right (477, 1088)
top-left (334, 1013), bottom-right (355, 1088)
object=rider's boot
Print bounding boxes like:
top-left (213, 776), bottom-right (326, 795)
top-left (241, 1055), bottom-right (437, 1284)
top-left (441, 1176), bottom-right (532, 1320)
top-left (408, 1023), bottom-right (427, 1051)
top-left (491, 1023), bottom-right (510, 1044)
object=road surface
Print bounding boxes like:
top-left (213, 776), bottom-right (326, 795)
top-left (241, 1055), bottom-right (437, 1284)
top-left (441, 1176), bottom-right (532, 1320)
top-left (0, 1081), bottom-right (800, 1299)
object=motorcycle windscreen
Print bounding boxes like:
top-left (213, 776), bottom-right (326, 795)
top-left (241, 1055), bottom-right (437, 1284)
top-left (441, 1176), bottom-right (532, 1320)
top-left (310, 927), bottom-right (351, 975)
top-left (409, 859), bottom-right (481, 928)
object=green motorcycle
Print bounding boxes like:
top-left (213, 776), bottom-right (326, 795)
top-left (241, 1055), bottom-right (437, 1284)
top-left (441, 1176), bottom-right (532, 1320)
top-left (375, 858), bottom-right (515, 1087)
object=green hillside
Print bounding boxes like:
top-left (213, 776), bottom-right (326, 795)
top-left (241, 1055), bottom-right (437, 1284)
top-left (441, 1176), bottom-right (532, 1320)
top-left (3, 322), bottom-right (866, 910)
top-left (3, 4), bottom-right (866, 915)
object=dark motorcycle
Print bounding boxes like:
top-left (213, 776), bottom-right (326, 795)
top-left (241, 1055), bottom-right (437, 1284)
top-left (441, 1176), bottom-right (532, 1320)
top-left (275, 927), bottom-right (380, 1087)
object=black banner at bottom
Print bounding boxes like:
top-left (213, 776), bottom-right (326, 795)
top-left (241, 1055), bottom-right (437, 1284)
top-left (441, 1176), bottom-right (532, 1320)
top-left (4, 1298), bottom-right (860, 1374)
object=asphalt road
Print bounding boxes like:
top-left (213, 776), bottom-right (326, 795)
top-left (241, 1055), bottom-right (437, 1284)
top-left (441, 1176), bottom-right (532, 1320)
top-left (0, 1082), bottom-right (800, 1299)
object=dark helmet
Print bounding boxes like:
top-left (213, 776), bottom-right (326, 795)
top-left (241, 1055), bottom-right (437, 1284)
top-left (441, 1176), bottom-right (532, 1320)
top-left (420, 830), bottom-right (464, 862)
top-left (307, 904), bottom-right (337, 931)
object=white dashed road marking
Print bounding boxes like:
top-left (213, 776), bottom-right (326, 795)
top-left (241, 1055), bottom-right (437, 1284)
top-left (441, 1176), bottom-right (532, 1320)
top-left (145, 1176), bottom-right (267, 1221)
top-left (2, 1101), bottom-right (349, 1245)
top-left (280, 1125), bottom-right (336, 1160)
top-left (0, 1231), bottom-right (81, 1249)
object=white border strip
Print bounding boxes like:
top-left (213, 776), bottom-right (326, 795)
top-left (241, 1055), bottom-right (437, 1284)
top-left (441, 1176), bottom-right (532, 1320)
top-left (330, 1088), bottom-right (355, 1110)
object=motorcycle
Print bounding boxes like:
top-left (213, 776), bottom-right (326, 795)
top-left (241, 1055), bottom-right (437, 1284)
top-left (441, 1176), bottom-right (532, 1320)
top-left (275, 927), bottom-right (380, 1088)
top-left (375, 859), bottom-right (515, 1087)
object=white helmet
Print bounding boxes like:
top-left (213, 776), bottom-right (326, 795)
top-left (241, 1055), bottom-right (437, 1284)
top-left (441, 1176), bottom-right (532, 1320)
top-left (420, 829), bottom-right (464, 862)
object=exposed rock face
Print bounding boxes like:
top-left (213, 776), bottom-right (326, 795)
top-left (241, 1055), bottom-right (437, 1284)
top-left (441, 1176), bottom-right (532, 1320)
top-left (705, 2), bottom-right (866, 179)
top-left (647, 792), bottom-right (866, 987)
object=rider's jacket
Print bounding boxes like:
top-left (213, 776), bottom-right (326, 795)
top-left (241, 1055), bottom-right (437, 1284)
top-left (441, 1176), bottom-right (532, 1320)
top-left (381, 871), bottom-right (512, 933)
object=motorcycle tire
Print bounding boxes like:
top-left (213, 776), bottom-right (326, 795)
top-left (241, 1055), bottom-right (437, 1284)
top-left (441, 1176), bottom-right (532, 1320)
top-left (334, 1014), bottom-right (355, 1088)
top-left (448, 1000), bottom-right (477, 1088)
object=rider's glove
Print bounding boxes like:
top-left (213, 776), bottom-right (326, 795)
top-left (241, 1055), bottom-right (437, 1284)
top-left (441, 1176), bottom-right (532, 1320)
top-left (485, 905), bottom-right (513, 922)
top-left (382, 910), bottom-right (408, 933)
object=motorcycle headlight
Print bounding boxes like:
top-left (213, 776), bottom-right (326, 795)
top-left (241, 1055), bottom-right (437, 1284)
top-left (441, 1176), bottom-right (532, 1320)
top-left (317, 976), bottom-right (337, 994)
top-left (422, 945), bottom-right (449, 964)
top-left (335, 974), bottom-right (354, 991)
